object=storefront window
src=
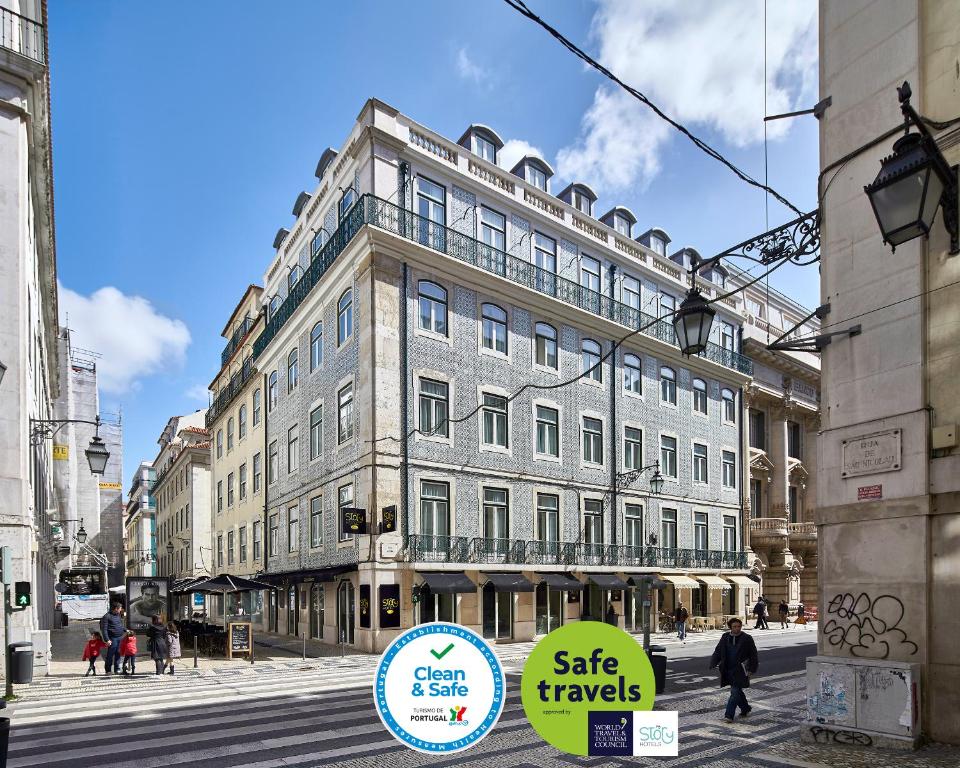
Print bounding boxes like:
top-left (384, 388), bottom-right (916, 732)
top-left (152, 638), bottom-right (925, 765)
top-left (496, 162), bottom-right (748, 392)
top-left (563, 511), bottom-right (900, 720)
top-left (482, 582), bottom-right (512, 640)
top-left (535, 582), bottom-right (563, 635)
top-left (418, 585), bottom-right (456, 624)
top-left (337, 580), bottom-right (355, 644)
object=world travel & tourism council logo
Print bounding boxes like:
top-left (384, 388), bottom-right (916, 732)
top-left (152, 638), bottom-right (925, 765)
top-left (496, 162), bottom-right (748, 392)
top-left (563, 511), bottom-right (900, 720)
top-left (373, 623), bottom-right (504, 753)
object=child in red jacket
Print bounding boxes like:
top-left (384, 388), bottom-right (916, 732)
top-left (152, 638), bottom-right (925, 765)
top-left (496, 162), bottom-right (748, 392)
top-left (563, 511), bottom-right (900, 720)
top-left (82, 631), bottom-right (107, 676)
top-left (119, 630), bottom-right (138, 675)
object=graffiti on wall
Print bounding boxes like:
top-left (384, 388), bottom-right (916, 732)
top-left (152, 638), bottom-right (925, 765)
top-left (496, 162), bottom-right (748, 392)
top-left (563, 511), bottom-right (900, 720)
top-left (822, 592), bottom-right (918, 660)
top-left (809, 726), bottom-right (873, 746)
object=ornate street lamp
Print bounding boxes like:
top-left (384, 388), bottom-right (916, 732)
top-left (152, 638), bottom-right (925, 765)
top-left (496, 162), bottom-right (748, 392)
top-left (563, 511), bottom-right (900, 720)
top-left (75, 521), bottom-right (88, 544)
top-left (649, 469), bottom-right (665, 496)
top-left (673, 286), bottom-right (716, 356)
top-left (84, 433), bottom-right (110, 475)
top-left (864, 82), bottom-right (959, 255)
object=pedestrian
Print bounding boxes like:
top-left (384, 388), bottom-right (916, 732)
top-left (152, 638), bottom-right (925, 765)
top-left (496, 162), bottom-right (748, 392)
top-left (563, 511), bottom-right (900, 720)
top-left (146, 614), bottom-right (170, 675)
top-left (99, 602), bottom-right (126, 674)
top-left (796, 602), bottom-right (809, 629)
top-left (165, 621), bottom-right (182, 675)
top-left (82, 631), bottom-right (107, 677)
top-left (605, 603), bottom-right (618, 626)
top-left (778, 600), bottom-right (789, 629)
top-left (709, 617), bottom-right (759, 722)
top-left (120, 630), bottom-right (138, 676)
top-left (752, 597), bottom-right (767, 630)
top-left (674, 602), bottom-right (689, 641)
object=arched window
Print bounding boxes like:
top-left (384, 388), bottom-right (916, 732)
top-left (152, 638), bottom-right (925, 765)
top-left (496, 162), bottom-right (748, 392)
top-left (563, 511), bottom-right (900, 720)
top-left (268, 371), bottom-right (278, 412)
top-left (623, 353), bottom-right (642, 394)
top-left (534, 322), bottom-right (557, 369)
top-left (338, 289), bottom-right (353, 345)
top-left (227, 417), bottom-right (235, 450)
top-left (310, 322), bottom-right (323, 371)
top-left (216, 429), bottom-right (223, 459)
top-left (581, 339), bottom-right (602, 382)
top-left (692, 378), bottom-right (707, 414)
top-left (481, 303), bottom-right (507, 354)
top-left (252, 388), bottom-right (262, 425)
top-left (287, 348), bottom-right (298, 393)
top-left (660, 366), bottom-right (676, 405)
top-left (238, 404), bottom-right (247, 439)
top-left (722, 388), bottom-right (736, 423)
top-left (418, 281), bottom-right (448, 335)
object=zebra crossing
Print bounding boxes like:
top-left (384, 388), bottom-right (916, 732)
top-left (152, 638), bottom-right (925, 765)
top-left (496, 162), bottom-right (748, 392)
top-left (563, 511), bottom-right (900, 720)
top-left (6, 653), bottom-right (814, 768)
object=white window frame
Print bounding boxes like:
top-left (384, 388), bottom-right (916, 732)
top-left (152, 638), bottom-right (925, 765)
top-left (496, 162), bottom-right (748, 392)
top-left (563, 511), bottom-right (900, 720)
top-left (309, 401), bottom-right (323, 462)
top-left (581, 338), bottom-right (603, 385)
top-left (623, 423), bottom-right (643, 472)
top-left (337, 288), bottom-right (353, 348)
top-left (580, 412), bottom-right (605, 469)
top-left (692, 378), bottom-right (708, 417)
top-left (478, 300), bottom-right (509, 360)
top-left (722, 388), bottom-right (737, 424)
top-left (415, 371), bottom-right (453, 445)
top-left (721, 448), bottom-right (737, 489)
top-left (659, 431), bottom-right (679, 482)
top-left (660, 366), bottom-right (677, 407)
top-left (336, 379), bottom-right (355, 447)
top-left (416, 279), bottom-right (450, 343)
top-left (478, 386), bottom-right (511, 455)
top-left (532, 399), bottom-right (561, 463)
top-left (623, 352), bottom-right (643, 398)
top-left (533, 321), bottom-right (559, 375)
top-left (692, 441), bottom-right (709, 485)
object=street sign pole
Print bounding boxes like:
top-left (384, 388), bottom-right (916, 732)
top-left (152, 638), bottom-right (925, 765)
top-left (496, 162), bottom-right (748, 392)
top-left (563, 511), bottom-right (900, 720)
top-left (3, 583), bottom-right (10, 700)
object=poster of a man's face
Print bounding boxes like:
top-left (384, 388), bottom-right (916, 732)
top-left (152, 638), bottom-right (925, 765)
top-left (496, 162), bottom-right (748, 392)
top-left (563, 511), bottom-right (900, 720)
top-left (126, 576), bottom-right (171, 632)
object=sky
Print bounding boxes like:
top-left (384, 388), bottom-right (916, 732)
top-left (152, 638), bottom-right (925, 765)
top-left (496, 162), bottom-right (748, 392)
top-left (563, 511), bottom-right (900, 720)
top-left (48, 0), bottom-right (820, 486)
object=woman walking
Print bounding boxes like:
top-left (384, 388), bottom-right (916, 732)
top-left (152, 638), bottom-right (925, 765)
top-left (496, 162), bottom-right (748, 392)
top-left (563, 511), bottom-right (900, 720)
top-left (146, 615), bottom-right (170, 675)
top-left (165, 621), bottom-right (182, 675)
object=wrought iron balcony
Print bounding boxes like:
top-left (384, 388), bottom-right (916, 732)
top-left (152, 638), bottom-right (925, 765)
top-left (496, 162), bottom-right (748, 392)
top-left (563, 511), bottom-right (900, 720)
top-left (405, 535), bottom-right (749, 570)
top-left (252, 195), bottom-right (753, 376)
top-left (221, 316), bottom-right (255, 368)
top-left (470, 537), bottom-right (526, 564)
top-left (525, 540), bottom-right (577, 565)
top-left (406, 534), bottom-right (469, 563)
top-left (1, 8), bottom-right (44, 64)
top-left (206, 356), bottom-right (256, 428)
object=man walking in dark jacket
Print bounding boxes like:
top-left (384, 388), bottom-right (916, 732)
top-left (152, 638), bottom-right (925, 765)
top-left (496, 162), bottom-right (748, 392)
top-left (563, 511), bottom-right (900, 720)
top-left (709, 618), bottom-right (759, 722)
top-left (99, 603), bottom-right (125, 674)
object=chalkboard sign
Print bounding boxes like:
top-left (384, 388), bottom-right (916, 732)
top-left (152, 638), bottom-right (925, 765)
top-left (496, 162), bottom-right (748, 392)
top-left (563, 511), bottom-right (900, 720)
top-left (567, 590), bottom-right (580, 604)
top-left (229, 622), bottom-right (252, 658)
top-left (359, 584), bottom-right (371, 629)
top-left (379, 584), bottom-right (400, 628)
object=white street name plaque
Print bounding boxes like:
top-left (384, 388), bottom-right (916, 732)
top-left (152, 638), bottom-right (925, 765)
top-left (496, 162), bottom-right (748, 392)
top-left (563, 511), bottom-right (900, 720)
top-left (841, 429), bottom-right (901, 478)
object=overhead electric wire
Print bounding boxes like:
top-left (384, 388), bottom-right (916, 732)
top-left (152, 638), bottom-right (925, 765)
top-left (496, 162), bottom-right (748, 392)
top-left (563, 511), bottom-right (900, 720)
top-left (500, 0), bottom-right (804, 217)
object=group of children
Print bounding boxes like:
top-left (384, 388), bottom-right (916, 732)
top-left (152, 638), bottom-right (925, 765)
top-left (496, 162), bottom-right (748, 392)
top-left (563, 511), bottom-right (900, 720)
top-left (82, 621), bottom-right (182, 676)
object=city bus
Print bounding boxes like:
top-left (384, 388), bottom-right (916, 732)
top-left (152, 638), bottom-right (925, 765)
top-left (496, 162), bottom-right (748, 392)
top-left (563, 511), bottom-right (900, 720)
top-left (57, 566), bottom-right (110, 621)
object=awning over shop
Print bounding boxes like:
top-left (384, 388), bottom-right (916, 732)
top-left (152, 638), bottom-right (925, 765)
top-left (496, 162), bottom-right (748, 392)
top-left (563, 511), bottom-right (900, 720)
top-left (586, 573), bottom-right (630, 590)
top-left (658, 574), bottom-right (700, 589)
top-left (484, 572), bottom-right (535, 593)
top-left (725, 575), bottom-right (758, 588)
top-left (537, 572), bottom-right (584, 591)
top-left (697, 575), bottom-right (731, 591)
top-left (256, 564), bottom-right (355, 586)
top-left (418, 571), bottom-right (476, 594)
top-left (170, 577), bottom-right (205, 594)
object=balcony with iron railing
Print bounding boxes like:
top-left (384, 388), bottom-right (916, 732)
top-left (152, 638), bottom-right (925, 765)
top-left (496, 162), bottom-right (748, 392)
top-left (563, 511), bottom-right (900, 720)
top-left (0, 7), bottom-right (44, 64)
top-left (405, 535), bottom-right (748, 570)
top-left (221, 316), bottom-right (255, 368)
top-left (206, 356), bottom-right (256, 428)
top-left (253, 195), bottom-right (753, 376)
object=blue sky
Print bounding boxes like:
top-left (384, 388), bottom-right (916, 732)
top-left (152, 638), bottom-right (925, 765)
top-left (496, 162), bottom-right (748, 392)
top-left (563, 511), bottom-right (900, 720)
top-left (48, 0), bottom-right (820, 484)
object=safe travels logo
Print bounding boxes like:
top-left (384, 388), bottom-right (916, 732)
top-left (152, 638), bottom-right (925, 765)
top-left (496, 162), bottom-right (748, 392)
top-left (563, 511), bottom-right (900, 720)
top-left (519, 622), bottom-right (678, 756)
top-left (373, 623), bottom-right (504, 753)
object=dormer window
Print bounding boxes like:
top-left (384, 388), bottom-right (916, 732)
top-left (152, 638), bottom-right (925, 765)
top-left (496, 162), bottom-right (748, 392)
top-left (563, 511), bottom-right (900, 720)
top-left (474, 134), bottom-right (496, 163)
top-left (528, 166), bottom-right (546, 191)
top-left (614, 215), bottom-right (631, 237)
top-left (573, 190), bottom-right (591, 215)
top-left (650, 236), bottom-right (666, 256)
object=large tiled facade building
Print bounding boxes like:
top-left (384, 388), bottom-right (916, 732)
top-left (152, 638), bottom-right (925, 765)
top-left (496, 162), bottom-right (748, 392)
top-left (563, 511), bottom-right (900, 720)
top-left (206, 99), bottom-right (821, 653)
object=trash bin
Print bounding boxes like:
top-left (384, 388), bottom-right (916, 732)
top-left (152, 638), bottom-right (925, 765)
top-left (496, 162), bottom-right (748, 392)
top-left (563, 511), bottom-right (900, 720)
top-left (8, 642), bottom-right (34, 685)
top-left (647, 644), bottom-right (666, 695)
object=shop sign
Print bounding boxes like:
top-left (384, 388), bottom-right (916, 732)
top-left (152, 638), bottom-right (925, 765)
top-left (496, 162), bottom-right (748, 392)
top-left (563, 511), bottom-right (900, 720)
top-left (53, 444), bottom-right (69, 460)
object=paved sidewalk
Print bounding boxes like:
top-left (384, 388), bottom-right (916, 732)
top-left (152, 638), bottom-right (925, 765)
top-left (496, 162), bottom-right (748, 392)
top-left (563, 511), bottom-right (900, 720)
top-left (757, 739), bottom-right (960, 767)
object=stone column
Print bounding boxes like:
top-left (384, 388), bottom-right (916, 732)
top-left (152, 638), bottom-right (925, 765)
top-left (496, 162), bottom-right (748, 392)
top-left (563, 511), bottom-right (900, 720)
top-left (769, 407), bottom-right (790, 522)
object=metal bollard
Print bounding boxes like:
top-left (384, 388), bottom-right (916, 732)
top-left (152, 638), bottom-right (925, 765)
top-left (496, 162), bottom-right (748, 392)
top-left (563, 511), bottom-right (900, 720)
top-left (302, 633), bottom-right (306, 661)
top-left (193, 635), bottom-right (198, 669)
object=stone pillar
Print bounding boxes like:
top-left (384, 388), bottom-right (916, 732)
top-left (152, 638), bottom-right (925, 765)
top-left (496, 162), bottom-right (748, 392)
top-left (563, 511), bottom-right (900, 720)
top-left (769, 409), bottom-right (790, 522)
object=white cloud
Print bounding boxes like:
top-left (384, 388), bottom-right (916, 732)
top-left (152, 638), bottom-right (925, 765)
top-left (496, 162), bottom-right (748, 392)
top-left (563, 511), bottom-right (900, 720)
top-left (556, 0), bottom-right (818, 192)
top-left (456, 47), bottom-right (488, 85)
top-left (185, 383), bottom-right (210, 403)
top-left (498, 139), bottom-right (546, 172)
top-left (59, 284), bottom-right (192, 395)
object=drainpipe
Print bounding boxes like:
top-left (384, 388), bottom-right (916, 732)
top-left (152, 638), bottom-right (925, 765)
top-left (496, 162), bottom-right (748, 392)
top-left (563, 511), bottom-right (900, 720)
top-left (608, 263), bottom-right (618, 548)
top-left (400, 263), bottom-right (410, 543)
top-left (738, 385), bottom-right (748, 555)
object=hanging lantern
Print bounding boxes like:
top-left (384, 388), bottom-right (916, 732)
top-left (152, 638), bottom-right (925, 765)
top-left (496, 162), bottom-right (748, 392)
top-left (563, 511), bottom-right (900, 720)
top-left (673, 287), bottom-right (716, 356)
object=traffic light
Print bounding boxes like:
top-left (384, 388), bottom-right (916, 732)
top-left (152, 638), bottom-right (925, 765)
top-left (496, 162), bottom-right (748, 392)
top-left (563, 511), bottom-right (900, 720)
top-left (14, 582), bottom-right (31, 608)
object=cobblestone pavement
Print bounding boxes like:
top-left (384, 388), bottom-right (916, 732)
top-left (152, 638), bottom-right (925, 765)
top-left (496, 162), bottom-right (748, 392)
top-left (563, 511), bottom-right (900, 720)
top-left (9, 638), bottom-right (958, 768)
